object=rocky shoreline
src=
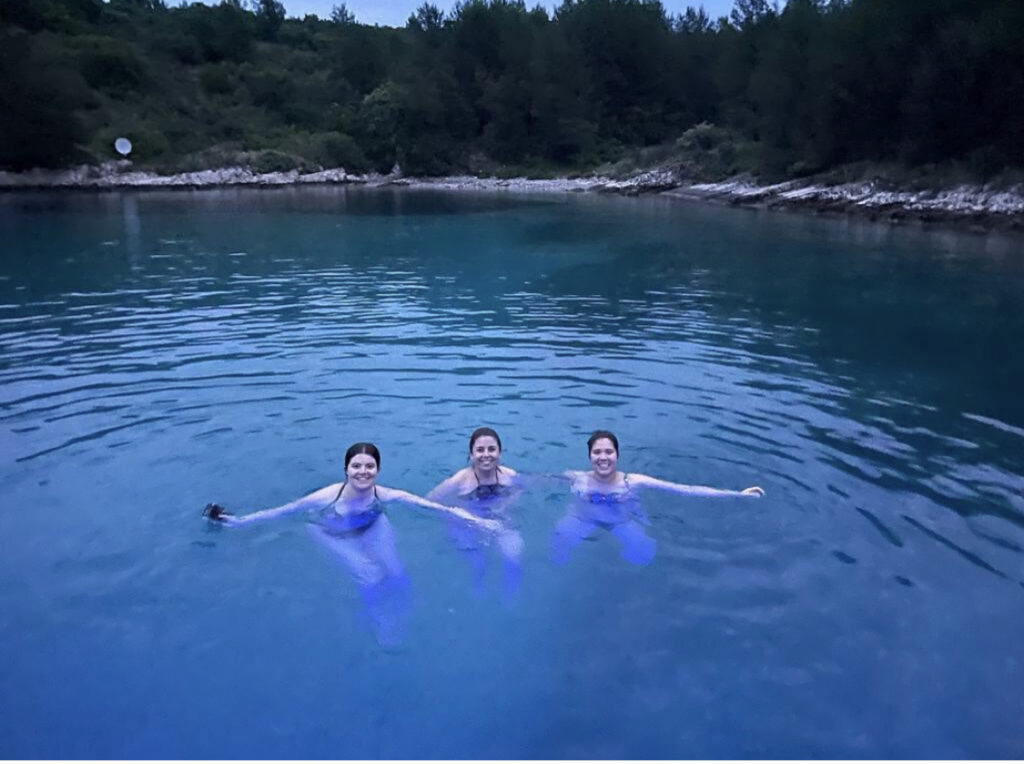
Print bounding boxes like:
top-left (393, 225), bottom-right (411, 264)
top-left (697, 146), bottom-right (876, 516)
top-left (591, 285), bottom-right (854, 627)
top-left (2, 162), bottom-right (1022, 232)
top-left (668, 177), bottom-right (1024, 231)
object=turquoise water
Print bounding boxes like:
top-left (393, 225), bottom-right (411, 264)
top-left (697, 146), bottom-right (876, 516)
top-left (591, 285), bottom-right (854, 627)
top-left (1, 187), bottom-right (1022, 757)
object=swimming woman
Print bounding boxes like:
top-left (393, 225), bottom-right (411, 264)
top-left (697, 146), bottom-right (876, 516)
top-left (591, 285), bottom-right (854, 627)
top-left (204, 442), bottom-right (501, 645)
top-left (551, 430), bottom-right (765, 566)
top-left (428, 427), bottom-right (524, 598)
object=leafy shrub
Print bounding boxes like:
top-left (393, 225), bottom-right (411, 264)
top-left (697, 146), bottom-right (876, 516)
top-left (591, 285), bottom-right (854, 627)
top-left (676, 122), bottom-right (731, 152)
top-left (544, 117), bottom-right (598, 164)
top-left (150, 29), bottom-right (204, 65)
top-left (242, 66), bottom-right (289, 108)
top-left (209, 103), bottom-right (255, 143)
top-left (199, 63), bottom-right (235, 94)
top-left (2, 0), bottom-right (100, 32)
top-left (674, 122), bottom-right (748, 181)
top-left (3, 0), bottom-right (54, 31)
top-left (310, 131), bottom-right (368, 172)
top-left (0, 32), bottom-right (89, 169)
top-left (151, 144), bottom-right (246, 173)
top-left (78, 39), bottom-right (146, 91)
top-left (180, 1), bottom-right (253, 63)
top-left (247, 149), bottom-right (305, 173)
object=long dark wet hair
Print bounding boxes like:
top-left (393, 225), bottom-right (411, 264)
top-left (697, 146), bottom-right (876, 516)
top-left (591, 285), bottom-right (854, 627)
top-left (469, 427), bottom-right (502, 452)
top-left (587, 430), bottom-right (619, 454)
top-left (344, 442), bottom-right (381, 469)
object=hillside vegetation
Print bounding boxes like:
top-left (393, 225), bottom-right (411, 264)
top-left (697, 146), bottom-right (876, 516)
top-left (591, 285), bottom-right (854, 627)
top-left (2, 0), bottom-right (1021, 182)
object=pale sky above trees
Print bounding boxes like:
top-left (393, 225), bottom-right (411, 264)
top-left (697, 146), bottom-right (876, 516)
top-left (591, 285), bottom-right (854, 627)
top-left (280, 0), bottom-right (737, 26)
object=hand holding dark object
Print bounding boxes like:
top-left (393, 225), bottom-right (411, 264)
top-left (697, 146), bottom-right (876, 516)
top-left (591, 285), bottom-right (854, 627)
top-left (203, 503), bottom-right (234, 523)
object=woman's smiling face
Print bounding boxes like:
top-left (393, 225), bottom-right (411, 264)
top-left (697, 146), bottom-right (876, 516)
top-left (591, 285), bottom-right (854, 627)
top-left (346, 453), bottom-right (379, 490)
top-left (589, 437), bottom-right (618, 478)
top-left (470, 435), bottom-right (501, 472)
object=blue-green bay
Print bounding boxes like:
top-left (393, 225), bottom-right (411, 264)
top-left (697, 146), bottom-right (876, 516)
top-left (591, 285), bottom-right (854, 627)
top-left (1, 187), bottom-right (1022, 757)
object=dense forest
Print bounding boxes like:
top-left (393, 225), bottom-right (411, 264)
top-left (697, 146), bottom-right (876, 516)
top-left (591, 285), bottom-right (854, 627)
top-left (1, 0), bottom-right (1022, 180)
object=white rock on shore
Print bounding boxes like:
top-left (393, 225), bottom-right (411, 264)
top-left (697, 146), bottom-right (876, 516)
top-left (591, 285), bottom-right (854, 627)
top-left (2, 161), bottom-right (1022, 226)
top-left (0, 162), bottom-right (357, 188)
top-left (684, 177), bottom-right (1024, 217)
top-left (388, 174), bottom-right (610, 192)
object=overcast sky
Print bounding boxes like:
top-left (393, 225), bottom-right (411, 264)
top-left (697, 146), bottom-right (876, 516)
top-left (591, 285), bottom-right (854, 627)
top-left (278, 0), bottom-right (738, 26)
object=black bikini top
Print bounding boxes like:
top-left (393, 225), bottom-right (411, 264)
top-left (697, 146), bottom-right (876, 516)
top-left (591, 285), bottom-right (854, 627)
top-left (468, 466), bottom-right (510, 501)
top-left (314, 482), bottom-right (383, 529)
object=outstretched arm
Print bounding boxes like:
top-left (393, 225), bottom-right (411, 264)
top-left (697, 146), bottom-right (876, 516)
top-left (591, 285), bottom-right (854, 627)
top-left (205, 483), bottom-right (343, 527)
top-left (378, 487), bottom-right (501, 531)
top-left (629, 473), bottom-right (764, 498)
top-left (426, 472), bottom-right (464, 503)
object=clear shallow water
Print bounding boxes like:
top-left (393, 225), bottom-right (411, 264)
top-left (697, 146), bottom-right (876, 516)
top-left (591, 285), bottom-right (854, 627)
top-left (1, 187), bottom-right (1022, 758)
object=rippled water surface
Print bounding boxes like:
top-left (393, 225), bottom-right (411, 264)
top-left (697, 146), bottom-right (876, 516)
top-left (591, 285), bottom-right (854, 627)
top-left (1, 188), bottom-right (1023, 757)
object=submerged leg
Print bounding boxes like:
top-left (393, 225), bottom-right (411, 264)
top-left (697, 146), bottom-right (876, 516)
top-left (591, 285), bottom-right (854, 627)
top-left (357, 516), bottom-right (412, 647)
top-left (309, 521), bottom-right (410, 647)
top-left (550, 513), bottom-right (600, 565)
top-left (359, 514), bottom-right (406, 580)
top-left (611, 520), bottom-right (657, 566)
top-left (448, 518), bottom-right (488, 597)
top-left (489, 528), bottom-right (523, 603)
top-left (310, 525), bottom-right (386, 587)
top-left (499, 545), bottom-right (522, 602)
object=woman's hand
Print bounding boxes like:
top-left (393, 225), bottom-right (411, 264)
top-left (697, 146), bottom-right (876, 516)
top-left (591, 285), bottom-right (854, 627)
top-left (203, 503), bottom-right (239, 524)
top-left (741, 486), bottom-right (765, 497)
top-left (474, 516), bottom-right (502, 532)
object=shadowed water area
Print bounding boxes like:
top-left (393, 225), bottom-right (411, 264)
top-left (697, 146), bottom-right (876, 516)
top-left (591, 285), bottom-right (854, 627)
top-left (1, 187), bottom-right (1022, 758)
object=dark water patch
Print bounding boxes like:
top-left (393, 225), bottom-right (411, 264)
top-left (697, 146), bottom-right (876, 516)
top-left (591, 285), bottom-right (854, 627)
top-left (44, 403), bottom-right (126, 424)
top-left (854, 507), bottom-right (904, 548)
top-left (16, 415), bottom-right (169, 462)
top-left (0, 371), bottom-right (292, 412)
top-left (971, 530), bottom-right (1022, 553)
top-left (902, 515), bottom-right (1007, 579)
top-left (762, 469), bottom-right (814, 492)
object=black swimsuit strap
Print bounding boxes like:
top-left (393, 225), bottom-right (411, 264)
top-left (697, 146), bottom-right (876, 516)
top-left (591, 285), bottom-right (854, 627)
top-left (472, 465), bottom-right (503, 487)
top-left (329, 481), bottom-right (379, 508)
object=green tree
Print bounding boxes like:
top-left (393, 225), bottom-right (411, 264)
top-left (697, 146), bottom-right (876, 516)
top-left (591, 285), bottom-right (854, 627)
top-left (670, 6), bottom-right (720, 128)
top-left (530, 20), bottom-right (598, 162)
top-left (555, 0), bottom-right (678, 146)
top-left (354, 81), bottom-right (403, 171)
top-left (747, 0), bottom-right (824, 173)
top-left (178, 0), bottom-right (253, 62)
top-left (0, 32), bottom-right (88, 169)
top-left (330, 3), bottom-right (355, 24)
top-left (252, 0), bottom-right (285, 41)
